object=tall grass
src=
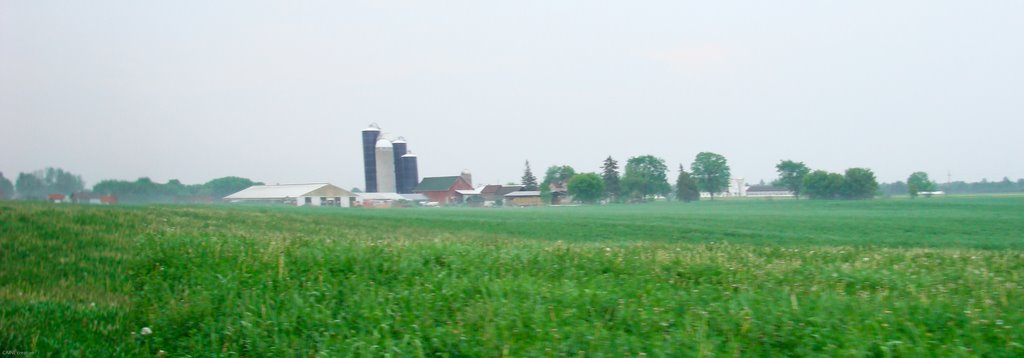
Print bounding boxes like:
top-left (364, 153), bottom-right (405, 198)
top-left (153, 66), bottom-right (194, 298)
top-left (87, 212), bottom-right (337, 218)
top-left (2, 198), bottom-right (1023, 356)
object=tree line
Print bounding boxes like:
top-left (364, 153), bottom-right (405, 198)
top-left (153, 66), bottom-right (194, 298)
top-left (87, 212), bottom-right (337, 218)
top-left (879, 175), bottom-right (1024, 197)
top-left (772, 160), bottom-right (879, 200)
top-left (518, 152), bottom-right (733, 204)
top-left (515, 155), bottom-right (1023, 205)
top-left (0, 167), bottom-right (260, 203)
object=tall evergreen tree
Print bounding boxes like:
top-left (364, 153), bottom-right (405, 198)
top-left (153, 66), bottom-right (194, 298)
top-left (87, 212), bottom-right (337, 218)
top-left (601, 156), bottom-right (620, 201)
top-left (675, 165), bottom-right (700, 202)
top-left (521, 160), bottom-right (539, 191)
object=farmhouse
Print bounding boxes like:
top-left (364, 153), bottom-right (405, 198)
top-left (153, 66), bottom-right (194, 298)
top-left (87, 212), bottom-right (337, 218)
top-left (224, 183), bottom-right (354, 207)
top-left (413, 176), bottom-right (473, 205)
top-left (504, 191), bottom-right (542, 207)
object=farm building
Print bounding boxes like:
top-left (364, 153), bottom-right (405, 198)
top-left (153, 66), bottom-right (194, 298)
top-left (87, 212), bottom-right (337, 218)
top-left (355, 192), bottom-right (407, 208)
top-left (400, 193), bottom-right (429, 203)
top-left (745, 185), bottom-right (794, 198)
top-left (70, 191), bottom-right (117, 204)
top-left (413, 176), bottom-right (473, 205)
top-left (504, 191), bottom-right (542, 207)
top-left (548, 181), bottom-right (570, 205)
top-left (224, 183), bottom-right (354, 207)
top-left (455, 189), bottom-right (483, 206)
top-left (480, 184), bottom-right (523, 203)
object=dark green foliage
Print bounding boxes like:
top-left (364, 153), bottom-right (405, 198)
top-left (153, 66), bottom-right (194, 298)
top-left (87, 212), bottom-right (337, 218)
top-left (840, 168), bottom-right (879, 199)
top-left (803, 170), bottom-right (845, 199)
top-left (0, 172), bottom-right (13, 200)
top-left (15, 172), bottom-right (46, 200)
top-left (690, 152), bottom-right (731, 200)
top-left (907, 172), bottom-right (937, 198)
top-left (675, 165), bottom-right (700, 202)
top-left (601, 156), bottom-right (621, 202)
top-left (521, 161), bottom-right (539, 191)
top-left (621, 155), bottom-right (671, 201)
top-left (202, 176), bottom-right (261, 199)
top-left (774, 160), bottom-right (810, 199)
top-left (878, 181), bottom-right (908, 196)
top-left (93, 176), bottom-right (261, 203)
top-left (13, 168), bottom-right (85, 199)
top-left (937, 178), bottom-right (1024, 195)
top-left (41, 168), bottom-right (85, 195)
top-left (567, 173), bottom-right (604, 204)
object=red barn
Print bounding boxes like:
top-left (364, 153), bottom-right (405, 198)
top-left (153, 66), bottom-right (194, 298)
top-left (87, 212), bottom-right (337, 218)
top-left (413, 176), bottom-right (473, 205)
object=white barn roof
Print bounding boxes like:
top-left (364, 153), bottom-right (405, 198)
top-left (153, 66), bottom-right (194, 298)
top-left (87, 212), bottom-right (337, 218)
top-left (356, 192), bottom-right (407, 201)
top-left (225, 183), bottom-right (353, 200)
top-left (505, 191), bottom-right (541, 197)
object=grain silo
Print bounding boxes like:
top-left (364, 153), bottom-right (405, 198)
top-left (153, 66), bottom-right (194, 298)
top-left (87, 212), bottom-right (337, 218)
top-left (392, 137), bottom-right (408, 193)
top-left (361, 125), bottom-right (381, 192)
top-left (401, 152), bottom-right (419, 194)
top-left (375, 139), bottom-right (396, 193)
top-left (461, 169), bottom-right (473, 187)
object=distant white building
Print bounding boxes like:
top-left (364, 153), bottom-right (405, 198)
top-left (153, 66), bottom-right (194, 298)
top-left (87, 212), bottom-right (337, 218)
top-left (354, 192), bottom-right (407, 207)
top-left (700, 178), bottom-right (747, 198)
top-left (224, 183), bottom-right (355, 207)
top-left (745, 185), bottom-right (794, 198)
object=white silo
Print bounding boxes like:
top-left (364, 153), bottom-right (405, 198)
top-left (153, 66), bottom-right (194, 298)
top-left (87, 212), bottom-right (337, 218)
top-left (375, 139), bottom-right (397, 193)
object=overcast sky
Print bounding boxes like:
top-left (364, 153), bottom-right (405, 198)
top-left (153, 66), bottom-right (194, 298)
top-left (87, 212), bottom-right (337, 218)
top-left (2, 1), bottom-right (1022, 189)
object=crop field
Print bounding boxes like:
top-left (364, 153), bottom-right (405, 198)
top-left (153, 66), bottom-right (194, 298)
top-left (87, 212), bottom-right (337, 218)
top-left (1, 197), bottom-right (1023, 356)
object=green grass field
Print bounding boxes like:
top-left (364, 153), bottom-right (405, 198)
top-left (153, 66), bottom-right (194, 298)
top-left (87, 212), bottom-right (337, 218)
top-left (2, 197), bottom-right (1023, 356)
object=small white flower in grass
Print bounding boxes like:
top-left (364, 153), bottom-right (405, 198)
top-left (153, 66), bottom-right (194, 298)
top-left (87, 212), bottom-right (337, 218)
top-left (140, 327), bottom-right (153, 336)
top-left (862, 257), bottom-right (870, 261)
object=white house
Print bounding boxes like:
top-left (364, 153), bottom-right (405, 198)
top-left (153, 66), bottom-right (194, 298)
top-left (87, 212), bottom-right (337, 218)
top-left (224, 183), bottom-right (355, 207)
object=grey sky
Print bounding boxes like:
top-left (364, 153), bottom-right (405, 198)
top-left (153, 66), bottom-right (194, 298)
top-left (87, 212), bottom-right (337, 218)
top-left (2, 1), bottom-right (1022, 189)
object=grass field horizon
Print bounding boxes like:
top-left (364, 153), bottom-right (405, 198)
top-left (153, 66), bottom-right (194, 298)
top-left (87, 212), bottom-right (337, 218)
top-left (2, 197), bottom-right (1022, 356)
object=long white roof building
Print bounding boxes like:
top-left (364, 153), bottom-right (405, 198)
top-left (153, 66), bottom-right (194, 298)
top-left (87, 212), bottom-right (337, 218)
top-left (224, 183), bottom-right (354, 207)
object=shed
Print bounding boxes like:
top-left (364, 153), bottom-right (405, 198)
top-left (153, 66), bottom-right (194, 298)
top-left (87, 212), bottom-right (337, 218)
top-left (504, 191), bottom-right (542, 207)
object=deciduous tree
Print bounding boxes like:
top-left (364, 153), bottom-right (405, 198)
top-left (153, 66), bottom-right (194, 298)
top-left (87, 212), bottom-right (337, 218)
top-left (15, 172), bottom-right (45, 200)
top-left (568, 173), bottom-right (605, 204)
top-left (803, 170), bottom-right (844, 199)
top-left (690, 152), bottom-right (731, 200)
top-left (840, 168), bottom-right (879, 199)
top-left (774, 160), bottom-right (810, 199)
top-left (621, 155), bottom-right (670, 201)
top-left (907, 172), bottom-right (936, 198)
